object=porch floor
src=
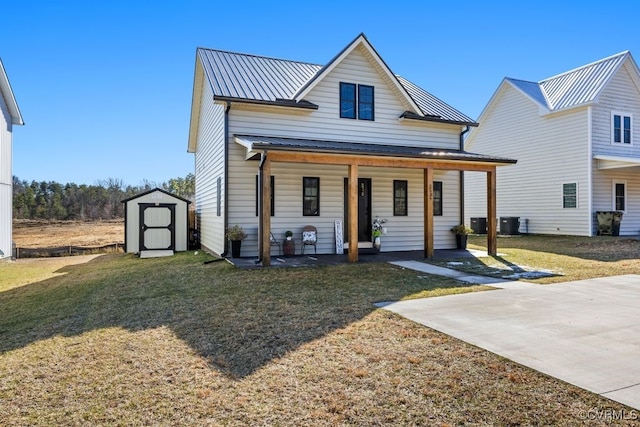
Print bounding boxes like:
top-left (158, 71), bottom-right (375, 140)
top-left (226, 248), bottom-right (490, 269)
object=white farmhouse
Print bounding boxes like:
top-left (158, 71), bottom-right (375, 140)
top-left (465, 51), bottom-right (640, 237)
top-left (0, 58), bottom-right (23, 260)
top-left (188, 34), bottom-right (515, 265)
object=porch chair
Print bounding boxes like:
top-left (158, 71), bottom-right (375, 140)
top-left (270, 232), bottom-right (281, 256)
top-left (301, 225), bottom-right (317, 255)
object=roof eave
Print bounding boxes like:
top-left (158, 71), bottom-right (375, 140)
top-left (399, 111), bottom-right (478, 127)
top-left (214, 96), bottom-right (318, 110)
top-left (0, 59), bottom-right (24, 126)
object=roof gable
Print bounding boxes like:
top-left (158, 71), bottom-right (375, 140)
top-left (0, 58), bottom-right (23, 126)
top-left (191, 34), bottom-right (475, 125)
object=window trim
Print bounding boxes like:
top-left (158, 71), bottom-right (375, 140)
top-left (562, 182), bottom-right (577, 209)
top-left (303, 177), bottom-right (320, 216)
top-left (433, 181), bottom-right (443, 216)
top-left (611, 111), bottom-right (633, 145)
top-left (393, 180), bottom-right (408, 216)
top-left (339, 82), bottom-right (374, 121)
top-left (613, 180), bottom-right (627, 212)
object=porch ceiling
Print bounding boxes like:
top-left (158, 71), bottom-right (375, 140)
top-left (594, 154), bottom-right (640, 170)
top-left (235, 134), bottom-right (516, 170)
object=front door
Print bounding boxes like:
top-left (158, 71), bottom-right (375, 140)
top-left (343, 178), bottom-right (372, 242)
top-left (139, 203), bottom-right (176, 252)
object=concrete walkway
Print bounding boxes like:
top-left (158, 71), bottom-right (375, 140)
top-left (377, 262), bottom-right (640, 410)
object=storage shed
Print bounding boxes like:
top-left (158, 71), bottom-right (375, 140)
top-left (122, 188), bottom-right (191, 257)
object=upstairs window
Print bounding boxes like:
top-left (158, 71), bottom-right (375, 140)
top-left (612, 112), bottom-right (632, 145)
top-left (340, 82), bottom-right (374, 121)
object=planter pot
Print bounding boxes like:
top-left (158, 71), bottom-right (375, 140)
top-left (283, 239), bottom-right (295, 257)
top-left (230, 240), bottom-right (242, 258)
top-left (373, 236), bottom-right (381, 253)
top-left (455, 234), bottom-right (468, 250)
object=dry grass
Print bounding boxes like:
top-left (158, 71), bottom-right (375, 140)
top-left (0, 249), bottom-right (635, 426)
top-left (428, 234), bottom-right (640, 284)
top-left (13, 219), bottom-right (124, 248)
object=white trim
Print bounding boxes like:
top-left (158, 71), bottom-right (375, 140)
top-left (587, 106), bottom-right (593, 234)
top-left (610, 110), bottom-right (633, 145)
top-left (612, 180), bottom-right (627, 212)
top-left (561, 182), bottom-right (578, 209)
top-left (594, 154), bottom-right (640, 169)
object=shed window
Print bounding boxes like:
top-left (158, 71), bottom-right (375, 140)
top-left (340, 82), bottom-right (374, 120)
top-left (612, 112), bottom-right (632, 145)
top-left (303, 177), bottom-right (320, 216)
top-left (562, 183), bottom-right (577, 209)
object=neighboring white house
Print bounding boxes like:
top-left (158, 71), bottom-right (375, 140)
top-left (465, 51), bottom-right (640, 237)
top-left (188, 33), bottom-right (515, 265)
top-left (0, 58), bottom-right (24, 260)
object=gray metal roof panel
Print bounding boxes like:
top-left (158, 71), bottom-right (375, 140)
top-left (506, 78), bottom-right (550, 108)
top-left (235, 134), bottom-right (516, 164)
top-left (197, 46), bottom-right (475, 124)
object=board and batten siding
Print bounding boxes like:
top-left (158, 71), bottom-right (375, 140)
top-left (0, 94), bottom-right (13, 260)
top-left (590, 65), bottom-right (640, 235)
top-left (194, 82), bottom-right (226, 255)
top-left (465, 83), bottom-right (591, 235)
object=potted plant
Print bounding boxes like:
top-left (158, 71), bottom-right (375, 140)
top-left (226, 224), bottom-right (247, 258)
top-left (451, 224), bottom-right (473, 249)
top-left (372, 217), bottom-right (387, 252)
top-left (285, 230), bottom-right (293, 240)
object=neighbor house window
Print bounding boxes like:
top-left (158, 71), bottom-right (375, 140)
top-left (340, 82), bottom-right (374, 120)
top-left (562, 183), bottom-right (577, 208)
top-left (303, 177), bottom-right (320, 216)
top-left (612, 112), bottom-right (632, 144)
top-left (393, 180), bottom-right (407, 216)
top-left (255, 175), bottom-right (275, 216)
top-left (614, 181), bottom-right (626, 211)
top-left (433, 181), bottom-right (443, 216)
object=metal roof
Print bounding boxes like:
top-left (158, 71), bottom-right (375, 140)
top-left (0, 58), bottom-right (24, 126)
top-left (196, 44), bottom-right (476, 125)
top-left (507, 51), bottom-right (632, 111)
top-left (235, 134), bottom-right (516, 165)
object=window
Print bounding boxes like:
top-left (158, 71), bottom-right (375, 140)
top-left (562, 183), bottom-right (577, 208)
top-left (614, 181), bottom-right (626, 211)
top-left (393, 180), bottom-right (407, 216)
top-left (612, 112), bottom-right (632, 144)
top-left (340, 82), bottom-right (374, 120)
top-left (433, 181), bottom-right (443, 216)
top-left (255, 175), bottom-right (275, 216)
top-left (303, 177), bottom-right (320, 216)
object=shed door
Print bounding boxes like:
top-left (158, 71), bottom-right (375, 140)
top-left (139, 203), bottom-right (176, 252)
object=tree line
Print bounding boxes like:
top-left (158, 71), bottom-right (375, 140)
top-left (12, 174), bottom-right (195, 221)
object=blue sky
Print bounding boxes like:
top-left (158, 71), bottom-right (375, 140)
top-left (3, 0), bottom-right (640, 186)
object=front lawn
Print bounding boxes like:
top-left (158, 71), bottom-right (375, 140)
top-left (0, 251), bottom-right (634, 425)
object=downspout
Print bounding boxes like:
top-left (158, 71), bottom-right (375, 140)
top-left (221, 101), bottom-right (231, 257)
top-left (459, 126), bottom-right (470, 225)
top-left (257, 151), bottom-right (267, 262)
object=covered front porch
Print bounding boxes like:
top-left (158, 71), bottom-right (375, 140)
top-left (236, 135), bottom-right (516, 267)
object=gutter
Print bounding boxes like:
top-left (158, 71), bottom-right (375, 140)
top-left (221, 101), bottom-right (231, 257)
top-left (459, 125), bottom-right (471, 225)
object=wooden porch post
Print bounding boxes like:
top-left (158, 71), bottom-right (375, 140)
top-left (261, 155), bottom-right (272, 266)
top-left (423, 168), bottom-right (434, 258)
top-left (348, 163), bottom-right (358, 262)
top-left (487, 168), bottom-right (497, 256)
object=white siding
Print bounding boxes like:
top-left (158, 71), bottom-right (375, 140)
top-left (0, 94), bottom-right (12, 260)
top-left (194, 83), bottom-right (226, 255)
top-left (465, 84), bottom-right (591, 235)
top-left (590, 65), bottom-right (640, 235)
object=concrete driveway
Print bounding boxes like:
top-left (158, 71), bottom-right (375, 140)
top-left (377, 274), bottom-right (640, 410)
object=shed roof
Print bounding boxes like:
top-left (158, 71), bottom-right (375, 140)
top-left (121, 187), bottom-right (192, 204)
top-left (0, 58), bottom-right (24, 126)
